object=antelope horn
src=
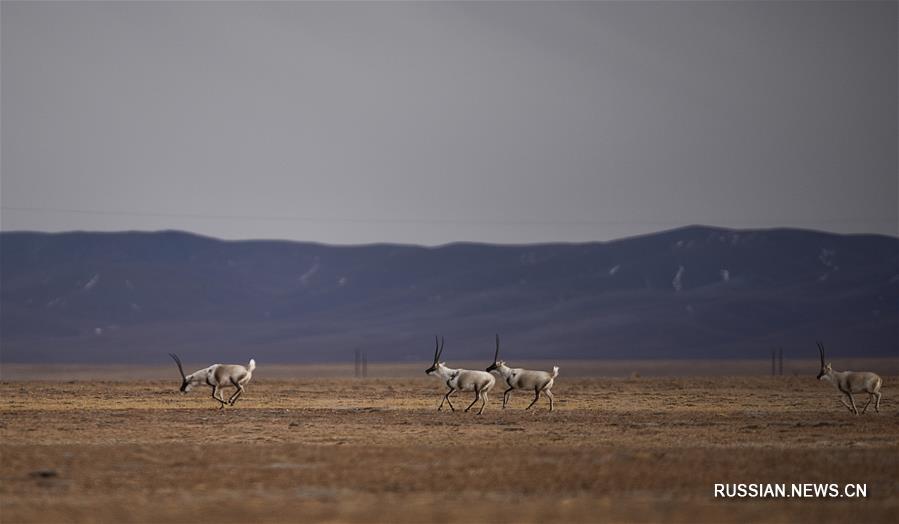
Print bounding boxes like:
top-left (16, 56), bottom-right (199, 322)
top-left (168, 353), bottom-right (186, 379)
top-left (816, 342), bottom-right (825, 366)
top-left (494, 334), bottom-right (500, 363)
top-left (433, 336), bottom-right (440, 364)
top-left (437, 336), bottom-right (445, 361)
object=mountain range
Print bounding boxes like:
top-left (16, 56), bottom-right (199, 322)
top-left (1, 226), bottom-right (897, 363)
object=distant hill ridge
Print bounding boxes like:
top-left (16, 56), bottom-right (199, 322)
top-left (1, 226), bottom-right (897, 363)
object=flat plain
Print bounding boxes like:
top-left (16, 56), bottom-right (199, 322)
top-left (1, 361), bottom-right (898, 523)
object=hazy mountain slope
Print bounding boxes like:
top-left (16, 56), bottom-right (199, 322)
top-left (1, 226), bottom-right (896, 363)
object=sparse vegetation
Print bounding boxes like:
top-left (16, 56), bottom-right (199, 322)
top-left (1, 369), bottom-right (897, 523)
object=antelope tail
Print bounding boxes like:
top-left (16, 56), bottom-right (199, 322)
top-left (248, 359), bottom-right (256, 372)
top-left (551, 366), bottom-right (559, 379)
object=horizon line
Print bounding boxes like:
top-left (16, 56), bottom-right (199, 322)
top-left (2, 223), bottom-right (897, 249)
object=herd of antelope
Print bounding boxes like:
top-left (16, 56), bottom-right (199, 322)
top-left (168, 339), bottom-right (883, 415)
top-left (424, 335), bottom-right (558, 414)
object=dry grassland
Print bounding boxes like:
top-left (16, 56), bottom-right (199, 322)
top-left (1, 363), bottom-right (897, 523)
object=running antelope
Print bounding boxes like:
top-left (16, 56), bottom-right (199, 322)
top-left (816, 342), bottom-right (882, 415)
top-left (168, 353), bottom-right (256, 408)
top-left (486, 334), bottom-right (558, 411)
top-left (425, 336), bottom-right (496, 415)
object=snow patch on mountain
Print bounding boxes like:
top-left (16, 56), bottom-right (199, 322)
top-left (46, 297), bottom-right (65, 308)
top-left (672, 266), bottom-right (685, 292)
top-left (83, 274), bottom-right (100, 291)
top-left (519, 252), bottom-right (538, 266)
top-left (818, 248), bottom-right (839, 281)
top-left (299, 259), bottom-right (320, 286)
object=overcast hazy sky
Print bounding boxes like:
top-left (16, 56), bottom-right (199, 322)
top-left (2, 1), bottom-right (896, 245)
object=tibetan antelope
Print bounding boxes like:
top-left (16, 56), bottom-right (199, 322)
top-left (168, 353), bottom-right (256, 408)
top-left (486, 334), bottom-right (558, 411)
top-left (425, 336), bottom-right (496, 415)
top-left (816, 342), bottom-right (882, 415)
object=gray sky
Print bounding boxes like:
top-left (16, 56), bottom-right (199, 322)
top-left (2, 1), bottom-right (896, 245)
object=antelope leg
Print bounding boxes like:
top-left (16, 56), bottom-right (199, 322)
top-left (861, 395), bottom-right (872, 414)
top-left (478, 390), bottom-right (489, 415)
top-left (465, 390), bottom-right (480, 412)
top-left (227, 378), bottom-right (244, 405)
top-left (847, 392), bottom-right (859, 415)
top-left (503, 388), bottom-right (513, 409)
top-left (438, 388), bottom-right (456, 411)
top-left (526, 387), bottom-right (540, 410)
top-left (212, 385), bottom-right (227, 408)
top-left (544, 389), bottom-right (555, 412)
top-left (228, 388), bottom-right (244, 406)
top-left (838, 396), bottom-right (853, 413)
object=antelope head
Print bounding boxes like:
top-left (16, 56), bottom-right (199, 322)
top-left (425, 336), bottom-right (445, 375)
top-left (816, 342), bottom-right (832, 380)
top-left (486, 334), bottom-right (505, 372)
top-left (168, 353), bottom-right (193, 393)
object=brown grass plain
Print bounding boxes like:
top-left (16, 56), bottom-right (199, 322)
top-left (1, 360), bottom-right (898, 523)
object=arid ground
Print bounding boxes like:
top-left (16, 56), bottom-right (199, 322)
top-left (1, 361), bottom-right (898, 523)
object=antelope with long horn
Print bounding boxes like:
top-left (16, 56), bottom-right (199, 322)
top-left (816, 342), bottom-right (882, 415)
top-left (486, 334), bottom-right (558, 411)
top-left (425, 336), bottom-right (496, 415)
top-left (168, 353), bottom-right (256, 409)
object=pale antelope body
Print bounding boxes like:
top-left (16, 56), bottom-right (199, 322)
top-left (486, 335), bottom-right (558, 411)
top-left (816, 342), bottom-right (882, 415)
top-left (169, 353), bottom-right (256, 408)
top-left (425, 337), bottom-right (495, 414)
